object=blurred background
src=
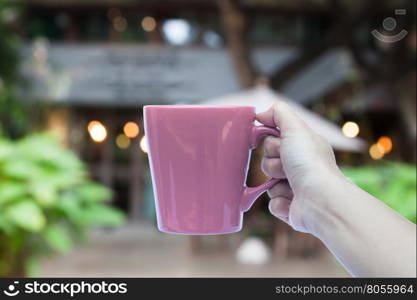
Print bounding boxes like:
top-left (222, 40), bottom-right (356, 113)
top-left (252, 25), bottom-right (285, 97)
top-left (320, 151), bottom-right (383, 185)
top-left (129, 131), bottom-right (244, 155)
top-left (0, 0), bottom-right (415, 277)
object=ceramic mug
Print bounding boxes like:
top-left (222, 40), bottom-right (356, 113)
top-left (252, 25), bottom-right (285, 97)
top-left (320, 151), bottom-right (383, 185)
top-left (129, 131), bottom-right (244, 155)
top-left (144, 105), bottom-right (280, 235)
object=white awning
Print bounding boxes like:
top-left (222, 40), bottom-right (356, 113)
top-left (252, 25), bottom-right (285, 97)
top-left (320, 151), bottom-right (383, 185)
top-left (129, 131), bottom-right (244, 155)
top-left (199, 86), bottom-right (367, 152)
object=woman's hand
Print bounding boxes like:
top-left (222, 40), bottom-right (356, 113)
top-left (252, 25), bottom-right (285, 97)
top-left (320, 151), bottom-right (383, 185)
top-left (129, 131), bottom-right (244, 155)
top-left (257, 101), bottom-right (345, 234)
top-left (257, 102), bottom-right (416, 277)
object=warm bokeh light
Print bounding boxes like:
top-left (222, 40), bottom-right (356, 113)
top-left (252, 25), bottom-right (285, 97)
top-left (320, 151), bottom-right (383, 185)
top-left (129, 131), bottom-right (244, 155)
top-left (113, 16), bottom-right (127, 32)
top-left (140, 136), bottom-right (148, 153)
top-left (123, 122), bottom-right (140, 138)
top-left (87, 120), bottom-right (100, 132)
top-left (369, 143), bottom-right (385, 160)
top-left (342, 121), bottom-right (360, 138)
top-left (141, 16), bottom-right (156, 32)
top-left (377, 136), bottom-right (393, 154)
top-left (87, 121), bottom-right (107, 143)
top-left (116, 134), bottom-right (131, 149)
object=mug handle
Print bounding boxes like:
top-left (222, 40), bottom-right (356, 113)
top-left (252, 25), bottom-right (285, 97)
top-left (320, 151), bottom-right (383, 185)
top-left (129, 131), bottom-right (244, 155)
top-left (241, 125), bottom-right (281, 212)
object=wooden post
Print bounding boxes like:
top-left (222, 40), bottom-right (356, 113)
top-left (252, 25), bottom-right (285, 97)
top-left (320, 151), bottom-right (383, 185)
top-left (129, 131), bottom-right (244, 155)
top-left (218, 0), bottom-right (257, 88)
top-left (65, 14), bottom-right (79, 42)
top-left (47, 107), bottom-right (70, 146)
top-left (149, 17), bottom-right (164, 45)
top-left (129, 116), bottom-right (144, 221)
top-left (99, 115), bottom-right (114, 190)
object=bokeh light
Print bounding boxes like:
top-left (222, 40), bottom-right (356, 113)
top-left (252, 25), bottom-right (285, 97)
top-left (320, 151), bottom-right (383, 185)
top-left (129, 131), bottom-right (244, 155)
top-left (87, 121), bottom-right (107, 143)
top-left (369, 143), bottom-right (385, 160)
top-left (377, 136), bottom-right (393, 154)
top-left (342, 121), bottom-right (360, 138)
top-left (140, 136), bottom-right (148, 153)
top-left (141, 16), bottom-right (156, 32)
top-left (113, 16), bottom-right (127, 32)
top-left (162, 19), bottom-right (192, 45)
top-left (203, 30), bottom-right (222, 48)
top-left (116, 134), bottom-right (131, 149)
top-left (123, 122), bottom-right (140, 138)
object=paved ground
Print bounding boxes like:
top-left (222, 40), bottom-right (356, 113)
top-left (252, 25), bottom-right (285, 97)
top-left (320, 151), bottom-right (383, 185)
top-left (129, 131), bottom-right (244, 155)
top-left (39, 224), bottom-right (349, 277)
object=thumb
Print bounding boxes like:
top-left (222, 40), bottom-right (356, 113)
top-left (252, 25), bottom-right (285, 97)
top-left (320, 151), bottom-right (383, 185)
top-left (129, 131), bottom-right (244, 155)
top-left (257, 101), bottom-right (307, 136)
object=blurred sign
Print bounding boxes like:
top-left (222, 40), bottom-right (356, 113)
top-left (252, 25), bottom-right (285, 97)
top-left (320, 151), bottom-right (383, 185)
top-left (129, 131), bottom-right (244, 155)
top-left (22, 44), bottom-right (297, 106)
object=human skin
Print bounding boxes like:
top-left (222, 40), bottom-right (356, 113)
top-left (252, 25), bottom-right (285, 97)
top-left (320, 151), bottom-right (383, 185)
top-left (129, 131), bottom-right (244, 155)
top-left (257, 101), bottom-right (416, 277)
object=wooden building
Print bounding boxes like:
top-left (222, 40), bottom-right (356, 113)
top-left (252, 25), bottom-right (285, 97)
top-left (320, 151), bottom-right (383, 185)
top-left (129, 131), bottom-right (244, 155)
top-left (19, 0), bottom-right (314, 221)
top-left (19, 0), bottom-right (413, 223)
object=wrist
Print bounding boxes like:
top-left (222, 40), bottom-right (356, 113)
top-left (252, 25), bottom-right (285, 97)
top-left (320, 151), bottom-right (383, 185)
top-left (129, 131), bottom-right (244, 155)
top-left (300, 165), bottom-right (352, 239)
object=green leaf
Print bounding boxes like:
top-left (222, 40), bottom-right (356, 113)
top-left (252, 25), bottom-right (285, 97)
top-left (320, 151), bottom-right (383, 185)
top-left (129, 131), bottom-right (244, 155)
top-left (43, 225), bottom-right (72, 252)
top-left (343, 162), bottom-right (416, 223)
top-left (75, 183), bottom-right (112, 203)
top-left (0, 181), bottom-right (27, 206)
top-left (0, 215), bottom-right (16, 235)
top-left (1, 158), bottom-right (41, 179)
top-left (18, 133), bottom-right (84, 172)
top-left (77, 205), bottom-right (125, 227)
top-left (56, 191), bottom-right (82, 217)
top-left (0, 138), bottom-right (12, 160)
top-left (29, 181), bottom-right (57, 206)
top-left (25, 256), bottom-right (40, 277)
top-left (5, 201), bottom-right (46, 232)
top-left (0, 132), bottom-right (126, 276)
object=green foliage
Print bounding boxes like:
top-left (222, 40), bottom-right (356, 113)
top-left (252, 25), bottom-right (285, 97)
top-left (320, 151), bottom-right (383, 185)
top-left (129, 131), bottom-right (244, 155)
top-left (0, 133), bottom-right (125, 276)
top-left (0, 1), bottom-right (20, 83)
top-left (0, 0), bottom-right (31, 139)
top-left (343, 162), bottom-right (416, 223)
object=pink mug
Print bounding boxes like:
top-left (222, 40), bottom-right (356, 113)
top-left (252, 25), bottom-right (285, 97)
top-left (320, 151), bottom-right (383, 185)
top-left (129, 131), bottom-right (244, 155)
top-left (144, 105), bottom-right (279, 235)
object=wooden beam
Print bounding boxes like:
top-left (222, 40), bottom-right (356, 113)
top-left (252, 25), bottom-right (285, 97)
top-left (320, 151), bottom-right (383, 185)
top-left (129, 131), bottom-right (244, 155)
top-left (218, 0), bottom-right (257, 88)
top-left (128, 115), bottom-right (144, 221)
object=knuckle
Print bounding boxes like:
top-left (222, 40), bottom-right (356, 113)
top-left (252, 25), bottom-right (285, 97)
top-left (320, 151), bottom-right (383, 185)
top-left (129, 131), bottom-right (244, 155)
top-left (261, 158), bottom-right (272, 174)
top-left (264, 137), bottom-right (280, 156)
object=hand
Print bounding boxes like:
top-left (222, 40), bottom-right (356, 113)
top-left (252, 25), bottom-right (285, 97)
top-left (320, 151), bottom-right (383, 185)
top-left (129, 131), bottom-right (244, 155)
top-left (258, 102), bottom-right (416, 277)
top-left (257, 101), bottom-right (345, 234)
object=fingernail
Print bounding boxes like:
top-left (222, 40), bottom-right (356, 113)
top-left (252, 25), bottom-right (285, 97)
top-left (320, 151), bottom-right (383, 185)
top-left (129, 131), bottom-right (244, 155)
top-left (268, 199), bottom-right (289, 222)
top-left (268, 199), bottom-right (279, 217)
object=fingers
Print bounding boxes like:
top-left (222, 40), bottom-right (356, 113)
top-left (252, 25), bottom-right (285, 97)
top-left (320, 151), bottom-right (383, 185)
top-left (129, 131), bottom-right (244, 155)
top-left (263, 136), bottom-right (280, 157)
top-left (267, 180), bottom-right (293, 199)
top-left (269, 197), bottom-right (290, 221)
top-left (256, 106), bottom-right (276, 127)
top-left (256, 101), bottom-right (307, 136)
top-left (261, 157), bottom-right (286, 178)
top-left (268, 181), bottom-right (292, 222)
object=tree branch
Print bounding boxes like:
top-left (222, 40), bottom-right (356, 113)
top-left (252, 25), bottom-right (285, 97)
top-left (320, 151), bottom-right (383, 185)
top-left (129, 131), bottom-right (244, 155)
top-left (218, 0), bottom-right (258, 88)
top-left (270, 0), bottom-right (381, 90)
